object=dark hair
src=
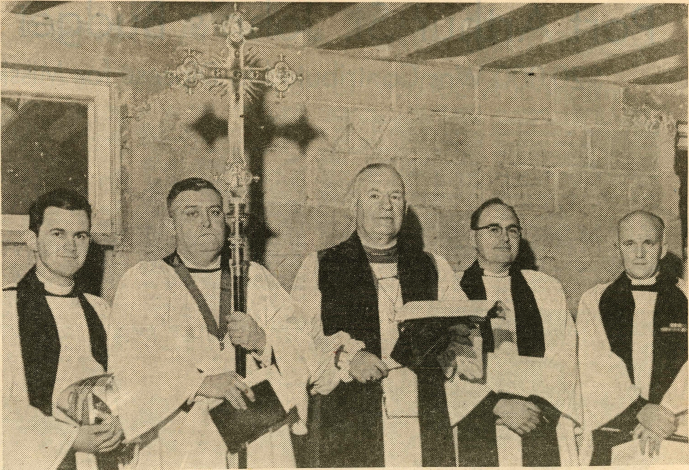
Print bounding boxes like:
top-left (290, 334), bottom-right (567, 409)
top-left (166, 178), bottom-right (222, 215)
top-left (470, 197), bottom-right (520, 230)
top-left (28, 189), bottom-right (92, 234)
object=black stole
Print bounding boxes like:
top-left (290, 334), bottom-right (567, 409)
top-left (590, 272), bottom-right (687, 465)
top-left (457, 261), bottom-right (557, 467)
top-left (314, 232), bottom-right (442, 467)
top-left (12, 267), bottom-right (107, 416)
top-left (599, 272), bottom-right (687, 404)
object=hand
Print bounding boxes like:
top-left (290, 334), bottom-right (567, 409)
top-left (633, 423), bottom-right (664, 457)
top-left (636, 403), bottom-right (676, 440)
top-left (72, 414), bottom-right (124, 454)
top-left (349, 350), bottom-right (389, 383)
top-left (493, 398), bottom-right (541, 435)
top-left (437, 340), bottom-right (482, 380)
top-left (197, 371), bottom-right (255, 410)
top-left (226, 311), bottom-right (266, 354)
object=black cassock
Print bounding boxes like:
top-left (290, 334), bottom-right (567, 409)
top-left (300, 232), bottom-right (455, 467)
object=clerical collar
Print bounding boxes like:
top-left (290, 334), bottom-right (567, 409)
top-left (628, 273), bottom-right (659, 286)
top-left (482, 269), bottom-right (510, 278)
top-left (177, 252), bottom-right (222, 272)
top-left (36, 272), bottom-right (75, 296)
top-left (363, 243), bottom-right (399, 264)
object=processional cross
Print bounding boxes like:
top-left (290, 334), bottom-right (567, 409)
top-left (166, 4), bottom-right (302, 317)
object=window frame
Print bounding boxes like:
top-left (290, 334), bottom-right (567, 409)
top-left (1, 68), bottom-right (121, 245)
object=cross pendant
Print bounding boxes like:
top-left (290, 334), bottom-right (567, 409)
top-left (220, 340), bottom-right (225, 351)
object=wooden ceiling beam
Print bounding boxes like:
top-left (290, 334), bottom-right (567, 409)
top-left (383, 3), bottom-right (528, 59)
top-left (535, 21), bottom-right (682, 75)
top-left (114, 2), bottom-right (161, 27)
top-left (464, 3), bottom-right (653, 67)
top-left (599, 54), bottom-right (687, 83)
top-left (301, 2), bottom-right (413, 48)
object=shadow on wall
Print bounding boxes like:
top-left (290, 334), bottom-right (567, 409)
top-left (76, 241), bottom-right (105, 296)
top-left (661, 251), bottom-right (684, 283)
top-left (188, 89), bottom-right (324, 264)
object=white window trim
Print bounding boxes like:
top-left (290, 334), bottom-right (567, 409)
top-left (2, 69), bottom-right (121, 245)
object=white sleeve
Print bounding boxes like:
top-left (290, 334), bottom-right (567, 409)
top-left (576, 286), bottom-right (640, 431)
top-left (108, 265), bottom-right (205, 442)
top-left (290, 254), bottom-right (365, 385)
top-left (433, 254), bottom-right (469, 302)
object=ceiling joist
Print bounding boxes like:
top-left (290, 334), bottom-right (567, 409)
top-left (301, 2), bottom-right (413, 48)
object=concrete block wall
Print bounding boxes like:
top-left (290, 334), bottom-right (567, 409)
top-left (2, 14), bottom-right (686, 313)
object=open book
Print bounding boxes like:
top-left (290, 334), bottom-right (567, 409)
top-left (390, 300), bottom-right (503, 374)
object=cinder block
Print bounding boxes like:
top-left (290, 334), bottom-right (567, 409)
top-left (477, 166), bottom-right (556, 212)
top-left (610, 129), bottom-right (659, 173)
top-left (590, 127), bottom-right (613, 170)
top-left (394, 62), bottom-right (474, 114)
top-left (553, 79), bottom-right (622, 126)
top-left (477, 71), bottom-right (551, 120)
top-left (436, 209), bottom-right (473, 262)
top-left (414, 158), bottom-right (481, 209)
top-left (628, 174), bottom-right (662, 211)
top-left (302, 50), bottom-right (394, 109)
top-left (264, 203), bottom-right (314, 255)
top-left (558, 171), bottom-right (628, 214)
top-left (262, 145), bottom-right (308, 203)
top-left (406, 205), bottom-right (440, 252)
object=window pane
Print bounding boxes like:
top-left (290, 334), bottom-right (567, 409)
top-left (1, 97), bottom-right (88, 215)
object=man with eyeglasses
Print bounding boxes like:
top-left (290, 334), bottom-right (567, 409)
top-left (450, 198), bottom-right (579, 466)
top-left (576, 210), bottom-right (687, 465)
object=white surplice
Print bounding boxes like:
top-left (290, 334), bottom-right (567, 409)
top-left (576, 279), bottom-right (688, 465)
top-left (2, 281), bottom-right (111, 470)
top-left (447, 269), bottom-right (581, 466)
top-left (291, 252), bottom-right (467, 467)
top-left (109, 259), bottom-right (338, 469)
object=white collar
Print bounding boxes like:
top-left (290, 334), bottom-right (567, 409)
top-left (629, 272), bottom-right (659, 286)
top-left (36, 272), bottom-right (74, 296)
top-left (178, 252), bottom-right (221, 270)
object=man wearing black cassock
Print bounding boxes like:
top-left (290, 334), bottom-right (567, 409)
top-left (291, 163), bottom-right (468, 467)
top-left (577, 210), bottom-right (687, 465)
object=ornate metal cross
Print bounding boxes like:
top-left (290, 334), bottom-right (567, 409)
top-left (167, 5), bottom-right (302, 204)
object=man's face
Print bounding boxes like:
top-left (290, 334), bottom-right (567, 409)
top-left (170, 189), bottom-right (226, 260)
top-left (31, 207), bottom-right (90, 282)
top-left (472, 204), bottom-right (521, 267)
top-left (618, 214), bottom-right (665, 280)
top-left (354, 167), bottom-right (405, 244)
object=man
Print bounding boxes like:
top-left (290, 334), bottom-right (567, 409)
top-left (451, 198), bottom-right (579, 466)
top-left (291, 163), bottom-right (468, 467)
top-left (577, 210), bottom-right (687, 465)
top-left (3, 189), bottom-right (123, 470)
top-left (108, 178), bottom-right (338, 469)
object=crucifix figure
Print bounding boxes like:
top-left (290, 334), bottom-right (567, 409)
top-left (167, 7), bottom-right (302, 468)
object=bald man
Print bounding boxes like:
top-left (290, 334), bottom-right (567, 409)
top-left (576, 210), bottom-right (687, 465)
top-left (291, 163), bottom-right (467, 467)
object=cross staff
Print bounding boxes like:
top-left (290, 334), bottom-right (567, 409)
top-left (166, 8), bottom-right (302, 467)
top-left (167, 5), bottom-right (302, 203)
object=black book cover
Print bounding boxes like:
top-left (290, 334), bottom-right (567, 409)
top-left (209, 379), bottom-right (298, 453)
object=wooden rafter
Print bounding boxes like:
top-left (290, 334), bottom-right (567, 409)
top-left (600, 54), bottom-right (687, 83)
top-left (464, 3), bottom-right (653, 67)
top-left (536, 21), bottom-right (682, 75)
top-left (301, 2), bottom-right (413, 48)
top-left (383, 3), bottom-right (528, 59)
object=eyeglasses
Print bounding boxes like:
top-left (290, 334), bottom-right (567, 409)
top-left (474, 223), bottom-right (522, 238)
